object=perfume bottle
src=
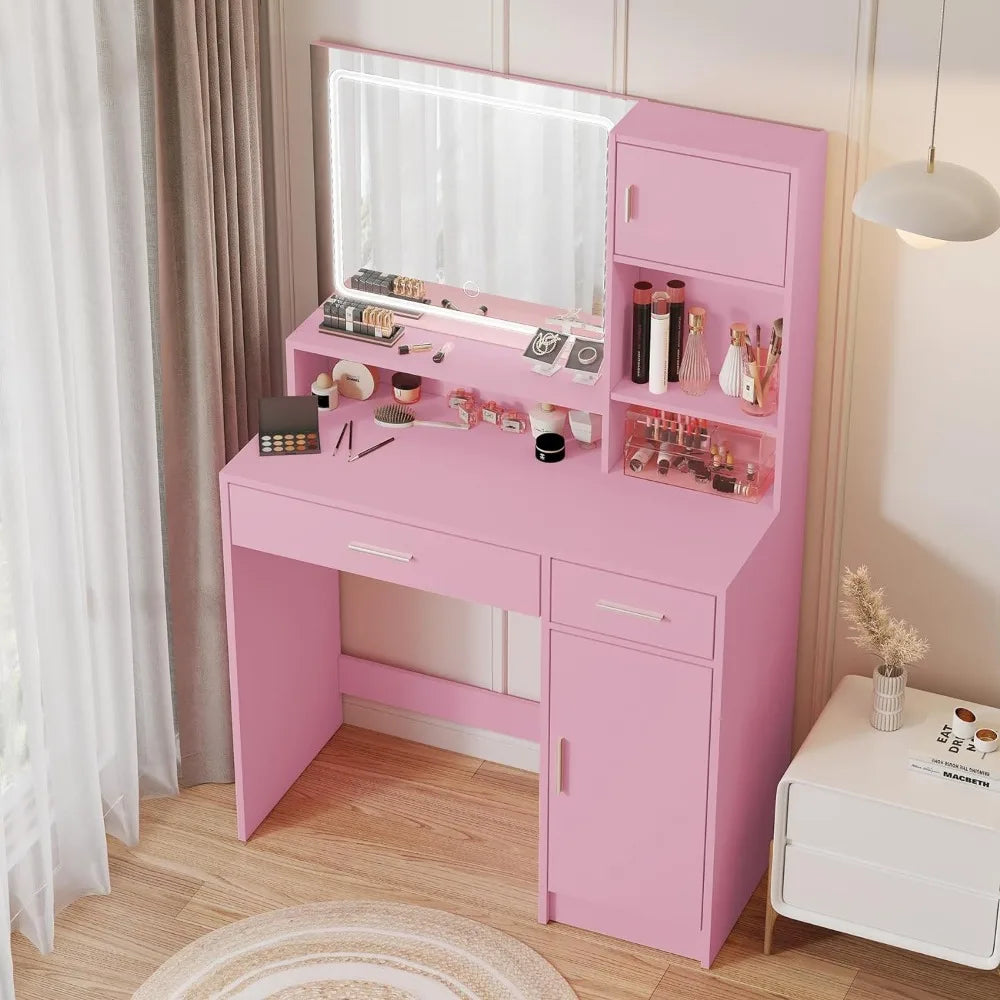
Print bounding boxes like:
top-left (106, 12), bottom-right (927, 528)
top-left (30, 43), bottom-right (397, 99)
top-left (679, 307), bottom-right (711, 396)
top-left (718, 323), bottom-right (747, 397)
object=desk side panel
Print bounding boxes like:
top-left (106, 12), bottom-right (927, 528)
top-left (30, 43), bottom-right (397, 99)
top-left (222, 480), bottom-right (342, 840)
top-left (705, 517), bottom-right (801, 962)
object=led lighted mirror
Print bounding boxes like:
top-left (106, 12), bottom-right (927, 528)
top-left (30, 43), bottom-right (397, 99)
top-left (311, 44), bottom-right (636, 340)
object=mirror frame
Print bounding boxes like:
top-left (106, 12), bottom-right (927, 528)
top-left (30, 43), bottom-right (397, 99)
top-left (311, 43), bottom-right (633, 341)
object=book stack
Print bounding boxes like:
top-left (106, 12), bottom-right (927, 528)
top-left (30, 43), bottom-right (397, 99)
top-left (909, 719), bottom-right (1000, 794)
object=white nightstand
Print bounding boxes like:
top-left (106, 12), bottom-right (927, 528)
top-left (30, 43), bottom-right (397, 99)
top-left (767, 675), bottom-right (1000, 971)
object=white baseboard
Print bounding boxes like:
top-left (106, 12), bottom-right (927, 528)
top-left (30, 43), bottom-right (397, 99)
top-left (342, 696), bottom-right (540, 773)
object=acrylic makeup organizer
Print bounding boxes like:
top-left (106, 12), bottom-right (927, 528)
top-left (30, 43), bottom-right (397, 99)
top-left (220, 41), bottom-right (828, 973)
top-left (623, 406), bottom-right (775, 503)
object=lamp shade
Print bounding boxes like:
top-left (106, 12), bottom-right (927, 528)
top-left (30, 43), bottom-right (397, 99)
top-left (852, 159), bottom-right (1000, 243)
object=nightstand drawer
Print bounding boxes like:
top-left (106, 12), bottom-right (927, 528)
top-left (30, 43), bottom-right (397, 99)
top-left (550, 560), bottom-right (715, 659)
top-left (228, 486), bottom-right (540, 615)
top-left (782, 844), bottom-right (999, 960)
top-left (785, 783), bottom-right (1000, 894)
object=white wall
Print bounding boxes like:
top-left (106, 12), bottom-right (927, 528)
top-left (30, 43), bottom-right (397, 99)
top-left (262, 0), bottom-right (1000, 742)
top-left (836, 0), bottom-right (1000, 707)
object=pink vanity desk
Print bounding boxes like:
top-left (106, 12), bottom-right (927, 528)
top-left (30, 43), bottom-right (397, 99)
top-left (220, 77), bottom-right (827, 968)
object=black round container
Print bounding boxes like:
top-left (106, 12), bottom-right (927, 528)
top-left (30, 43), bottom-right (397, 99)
top-left (535, 432), bottom-right (566, 464)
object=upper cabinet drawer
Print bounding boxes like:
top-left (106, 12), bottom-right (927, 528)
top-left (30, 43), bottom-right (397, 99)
top-left (228, 486), bottom-right (540, 616)
top-left (551, 560), bottom-right (715, 659)
top-left (614, 143), bottom-right (790, 286)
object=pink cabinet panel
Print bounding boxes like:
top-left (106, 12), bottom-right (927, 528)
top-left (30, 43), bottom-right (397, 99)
top-left (546, 631), bottom-right (712, 945)
top-left (551, 560), bottom-right (716, 659)
top-left (614, 142), bottom-right (790, 286)
top-left (228, 485), bottom-right (540, 615)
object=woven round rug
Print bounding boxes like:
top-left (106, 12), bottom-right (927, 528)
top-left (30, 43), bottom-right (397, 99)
top-left (134, 900), bottom-right (577, 999)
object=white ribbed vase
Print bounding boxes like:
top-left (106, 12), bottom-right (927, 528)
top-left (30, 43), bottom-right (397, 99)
top-left (871, 664), bottom-right (907, 732)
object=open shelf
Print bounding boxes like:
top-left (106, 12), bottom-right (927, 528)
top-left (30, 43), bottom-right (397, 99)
top-left (289, 306), bottom-right (607, 415)
top-left (611, 377), bottom-right (778, 433)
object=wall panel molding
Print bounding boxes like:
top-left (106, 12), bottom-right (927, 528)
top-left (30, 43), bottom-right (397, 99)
top-left (796, 0), bottom-right (879, 741)
top-left (491, 0), bottom-right (510, 73)
top-left (611, 0), bottom-right (629, 93)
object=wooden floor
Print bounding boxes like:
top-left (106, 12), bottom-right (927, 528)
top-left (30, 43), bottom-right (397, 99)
top-left (10, 726), bottom-right (1000, 998)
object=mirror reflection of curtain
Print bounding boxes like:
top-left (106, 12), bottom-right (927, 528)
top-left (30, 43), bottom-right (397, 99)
top-left (336, 69), bottom-right (608, 319)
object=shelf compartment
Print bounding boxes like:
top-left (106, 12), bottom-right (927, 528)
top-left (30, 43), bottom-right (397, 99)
top-left (611, 378), bottom-right (778, 434)
top-left (622, 406), bottom-right (774, 503)
top-left (288, 305), bottom-right (607, 415)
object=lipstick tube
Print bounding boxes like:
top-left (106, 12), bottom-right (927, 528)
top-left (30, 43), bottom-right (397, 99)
top-left (631, 281), bottom-right (653, 384)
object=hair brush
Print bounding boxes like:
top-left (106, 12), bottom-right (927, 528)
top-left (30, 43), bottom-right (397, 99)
top-left (373, 403), bottom-right (468, 430)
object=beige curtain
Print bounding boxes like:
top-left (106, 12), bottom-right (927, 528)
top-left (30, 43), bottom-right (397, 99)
top-left (152, 0), bottom-right (272, 784)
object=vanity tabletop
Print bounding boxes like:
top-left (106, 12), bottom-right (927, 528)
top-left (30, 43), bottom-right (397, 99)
top-left (221, 388), bottom-right (775, 594)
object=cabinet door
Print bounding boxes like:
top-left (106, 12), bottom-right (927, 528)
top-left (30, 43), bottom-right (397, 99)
top-left (547, 631), bottom-right (712, 939)
top-left (615, 142), bottom-right (790, 286)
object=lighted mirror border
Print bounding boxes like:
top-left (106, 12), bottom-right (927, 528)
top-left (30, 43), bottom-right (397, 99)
top-left (328, 69), bottom-right (617, 339)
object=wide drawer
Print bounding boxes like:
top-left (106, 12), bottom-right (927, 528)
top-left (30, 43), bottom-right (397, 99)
top-left (615, 142), bottom-right (790, 286)
top-left (228, 486), bottom-right (540, 616)
top-left (550, 560), bottom-right (715, 659)
top-left (784, 782), bottom-right (1000, 894)
top-left (782, 843), bottom-right (999, 960)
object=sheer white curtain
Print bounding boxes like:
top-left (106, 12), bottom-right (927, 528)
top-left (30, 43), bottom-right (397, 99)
top-left (0, 2), bottom-right (178, 994)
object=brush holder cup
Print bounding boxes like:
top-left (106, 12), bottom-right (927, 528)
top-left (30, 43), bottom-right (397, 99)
top-left (739, 354), bottom-right (779, 417)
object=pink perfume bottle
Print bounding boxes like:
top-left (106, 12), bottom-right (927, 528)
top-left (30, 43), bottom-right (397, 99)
top-left (679, 307), bottom-right (711, 396)
top-left (482, 400), bottom-right (503, 425)
top-left (458, 398), bottom-right (481, 427)
top-left (500, 410), bottom-right (527, 433)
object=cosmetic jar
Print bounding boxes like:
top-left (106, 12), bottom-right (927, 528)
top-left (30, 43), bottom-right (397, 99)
top-left (975, 728), bottom-right (999, 754)
top-left (311, 372), bottom-right (339, 410)
top-left (391, 372), bottom-right (422, 404)
top-left (953, 707), bottom-right (978, 740)
top-left (535, 432), bottom-right (565, 463)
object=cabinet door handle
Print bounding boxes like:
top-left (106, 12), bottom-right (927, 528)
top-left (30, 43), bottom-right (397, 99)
top-left (347, 542), bottom-right (414, 563)
top-left (556, 737), bottom-right (566, 794)
top-left (624, 183), bottom-right (635, 222)
top-left (596, 599), bottom-right (668, 623)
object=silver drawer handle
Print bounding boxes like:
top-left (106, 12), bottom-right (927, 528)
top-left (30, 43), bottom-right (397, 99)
top-left (624, 183), bottom-right (634, 222)
top-left (348, 542), bottom-right (414, 563)
top-left (596, 599), bottom-right (667, 623)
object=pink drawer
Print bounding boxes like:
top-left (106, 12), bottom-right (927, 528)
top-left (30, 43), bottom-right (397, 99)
top-left (615, 142), bottom-right (790, 286)
top-left (550, 560), bottom-right (715, 659)
top-left (228, 486), bottom-right (540, 616)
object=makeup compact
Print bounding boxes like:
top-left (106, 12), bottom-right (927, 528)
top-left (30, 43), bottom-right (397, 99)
top-left (391, 372), bottom-right (422, 404)
top-left (535, 432), bottom-right (565, 464)
top-left (258, 396), bottom-right (320, 456)
top-left (332, 360), bottom-right (378, 401)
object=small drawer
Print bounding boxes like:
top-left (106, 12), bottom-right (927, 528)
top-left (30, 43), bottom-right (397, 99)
top-left (785, 783), bottom-right (1000, 895)
top-left (550, 560), bottom-right (715, 659)
top-left (782, 843), bottom-right (999, 961)
top-left (228, 486), bottom-right (540, 616)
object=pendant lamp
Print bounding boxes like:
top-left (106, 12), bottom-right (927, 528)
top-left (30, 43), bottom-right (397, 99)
top-left (852, 0), bottom-right (1000, 247)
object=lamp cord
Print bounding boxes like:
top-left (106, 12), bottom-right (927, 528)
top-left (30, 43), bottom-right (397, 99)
top-left (928, 0), bottom-right (946, 170)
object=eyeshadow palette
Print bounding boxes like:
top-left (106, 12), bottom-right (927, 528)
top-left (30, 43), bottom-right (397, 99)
top-left (258, 396), bottom-right (321, 457)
